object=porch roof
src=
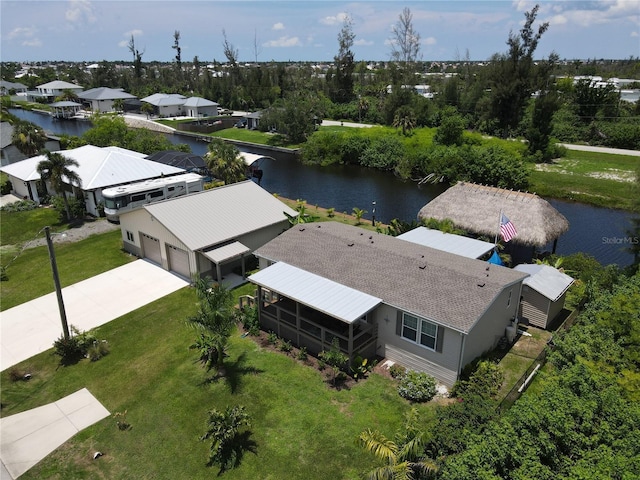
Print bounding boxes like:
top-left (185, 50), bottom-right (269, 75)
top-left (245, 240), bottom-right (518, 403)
top-left (249, 262), bottom-right (382, 324)
top-left (202, 241), bottom-right (250, 263)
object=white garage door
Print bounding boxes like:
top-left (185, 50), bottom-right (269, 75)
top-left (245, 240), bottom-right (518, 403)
top-left (141, 233), bottom-right (162, 265)
top-left (167, 244), bottom-right (190, 278)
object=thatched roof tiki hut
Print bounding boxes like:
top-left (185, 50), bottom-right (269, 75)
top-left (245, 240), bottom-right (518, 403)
top-left (418, 182), bottom-right (569, 260)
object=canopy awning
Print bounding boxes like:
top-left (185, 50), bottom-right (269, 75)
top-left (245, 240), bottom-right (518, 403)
top-left (249, 262), bottom-right (382, 324)
top-left (239, 152), bottom-right (274, 167)
top-left (398, 227), bottom-right (495, 259)
top-left (202, 241), bottom-right (250, 263)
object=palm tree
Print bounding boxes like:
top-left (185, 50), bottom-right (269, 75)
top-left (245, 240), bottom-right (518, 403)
top-left (187, 278), bottom-right (238, 373)
top-left (36, 151), bottom-right (82, 221)
top-left (205, 139), bottom-right (246, 185)
top-left (392, 106), bottom-right (417, 136)
top-left (11, 121), bottom-right (47, 156)
top-left (359, 409), bottom-right (438, 480)
top-left (352, 207), bottom-right (367, 225)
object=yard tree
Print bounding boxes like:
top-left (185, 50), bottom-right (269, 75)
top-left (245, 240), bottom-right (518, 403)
top-left (127, 34), bottom-right (144, 80)
top-left (392, 105), bottom-right (417, 136)
top-left (526, 89), bottom-right (560, 161)
top-left (11, 120), bottom-right (47, 156)
top-left (36, 151), bottom-right (82, 221)
top-left (172, 30), bottom-right (182, 73)
top-left (205, 138), bottom-right (246, 185)
top-left (187, 278), bottom-right (238, 374)
top-left (332, 14), bottom-right (356, 104)
top-left (487, 4), bottom-right (550, 137)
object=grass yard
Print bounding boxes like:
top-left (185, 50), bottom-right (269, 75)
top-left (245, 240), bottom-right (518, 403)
top-left (1, 288), bottom-right (431, 480)
top-left (529, 150), bottom-right (639, 211)
top-left (0, 230), bottom-right (134, 311)
top-left (0, 207), bottom-right (63, 246)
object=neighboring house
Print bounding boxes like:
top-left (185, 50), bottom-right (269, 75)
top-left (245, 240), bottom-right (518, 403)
top-left (118, 180), bottom-right (298, 283)
top-left (0, 145), bottom-right (184, 215)
top-left (0, 122), bottom-right (61, 167)
top-left (27, 80), bottom-right (84, 102)
top-left (245, 111), bottom-right (262, 130)
top-left (140, 93), bottom-right (187, 117)
top-left (183, 97), bottom-right (219, 118)
top-left (397, 227), bottom-right (495, 260)
top-left (78, 87), bottom-right (137, 113)
top-left (249, 222), bottom-right (528, 387)
top-left (514, 264), bottom-right (574, 329)
top-left (0, 80), bottom-right (28, 96)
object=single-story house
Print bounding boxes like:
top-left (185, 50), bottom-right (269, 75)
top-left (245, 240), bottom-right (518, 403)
top-left (397, 227), bottom-right (495, 259)
top-left (140, 93), bottom-right (187, 117)
top-left (0, 145), bottom-right (184, 216)
top-left (77, 87), bottom-right (137, 113)
top-left (514, 264), bottom-right (574, 329)
top-left (118, 180), bottom-right (298, 283)
top-left (27, 80), bottom-right (84, 102)
top-left (249, 222), bottom-right (528, 386)
top-left (183, 97), bottom-right (219, 118)
top-left (0, 122), bottom-right (61, 167)
top-left (0, 80), bottom-right (28, 96)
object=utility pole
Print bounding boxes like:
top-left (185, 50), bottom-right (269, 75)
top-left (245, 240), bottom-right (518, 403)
top-left (45, 226), bottom-right (70, 340)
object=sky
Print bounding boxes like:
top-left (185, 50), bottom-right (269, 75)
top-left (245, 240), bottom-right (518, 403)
top-left (1, 0), bottom-right (639, 63)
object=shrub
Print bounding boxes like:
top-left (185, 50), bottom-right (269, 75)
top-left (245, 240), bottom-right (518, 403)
top-left (351, 355), bottom-right (376, 380)
top-left (87, 340), bottom-right (110, 362)
top-left (389, 364), bottom-right (406, 379)
top-left (398, 370), bottom-right (437, 402)
top-left (53, 335), bottom-right (84, 364)
top-left (8, 367), bottom-right (30, 382)
top-left (240, 305), bottom-right (260, 336)
top-left (114, 410), bottom-right (131, 431)
top-left (451, 360), bottom-right (504, 399)
top-left (53, 325), bottom-right (106, 364)
top-left (267, 331), bottom-right (279, 345)
top-left (0, 199), bottom-right (37, 212)
top-left (296, 346), bottom-right (308, 361)
top-left (279, 339), bottom-right (293, 353)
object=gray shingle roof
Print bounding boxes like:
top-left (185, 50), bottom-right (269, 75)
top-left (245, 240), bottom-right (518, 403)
top-left (254, 222), bottom-right (528, 333)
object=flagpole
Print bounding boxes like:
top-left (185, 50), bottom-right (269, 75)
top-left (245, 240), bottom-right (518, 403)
top-left (494, 209), bottom-right (502, 245)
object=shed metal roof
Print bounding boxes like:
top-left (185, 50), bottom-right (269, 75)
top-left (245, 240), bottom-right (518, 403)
top-left (203, 241), bottom-right (251, 263)
top-left (142, 180), bottom-right (298, 251)
top-left (514, 264), bottom-right (574, 301)
top-left (249, 262), bottom-right (382, 324)
top-left (397, 227), bottom-right (495, 259)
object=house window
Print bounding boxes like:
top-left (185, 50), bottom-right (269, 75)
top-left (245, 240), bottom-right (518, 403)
top-left (126, 231), bottom-right (134, 242)
top-left (402, 313), bottom-right (438, 350)
top-left (507, 289), bottom-right (512, 308)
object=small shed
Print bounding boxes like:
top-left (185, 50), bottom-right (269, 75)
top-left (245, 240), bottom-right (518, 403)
top-left (50, 101), bottom-right (82, 119)
top-left (514, 264), bottom-right (574, 329)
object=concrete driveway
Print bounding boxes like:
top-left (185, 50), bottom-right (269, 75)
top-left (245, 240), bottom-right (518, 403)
top-left (1, 259), bottom-right (189, 371)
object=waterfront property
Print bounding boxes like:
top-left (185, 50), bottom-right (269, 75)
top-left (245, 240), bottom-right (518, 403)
top-left (141, 93), bottom-right (219, 118)
top-left (77, 87), bottom-right (137, 113)
top-left (514, 263), bottom-right (574, 329)
top-left (249, 222), bottom-right (528, 386)
top-left (118, 180), bottom-right (297, 283)
top-left (0, 145), bottom-right (184, 216)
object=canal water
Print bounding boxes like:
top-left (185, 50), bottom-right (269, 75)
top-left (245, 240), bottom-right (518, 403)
top-left (8, 109), bottom-right (637, 267)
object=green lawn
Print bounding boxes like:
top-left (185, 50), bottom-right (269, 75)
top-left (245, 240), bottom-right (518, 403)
top-left (1, 287), bottom-right (429, 480)
top-left (0, 207), bottom-right (63, 246)
top-left (529, 150), bottom-right (639, 211)
top-left (0, 230), bottom-right (134, 311)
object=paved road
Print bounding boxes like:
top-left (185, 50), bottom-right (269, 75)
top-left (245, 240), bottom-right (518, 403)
top-left (559, 143), bottom-right (640, 157)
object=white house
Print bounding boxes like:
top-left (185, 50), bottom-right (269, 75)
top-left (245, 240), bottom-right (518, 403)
top-left (118, 180), bottom-right (298, 283)
top-left (249, 222), bottom-right (528, 387)
top-left (0, 145), bottom-right (184, 216)
top-left (183, 97), bottom-right (219, 118)
top-left (28, 80), bottom-right (84, 102)
top-left (78, 87), bottom-right (137, 113)
top-left (140, 93), bottom-right (187, 117)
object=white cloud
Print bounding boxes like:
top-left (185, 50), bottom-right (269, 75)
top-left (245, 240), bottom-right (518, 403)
top-left (23, 38), bottom-right (43, 47)
top-left (263, 36), bottom-right (302, 48)
top-left (320, 12), bottom-right (349, 26)
top-left (7, 26), bottom-right (37, 40)
top-left (424, 37), bottom-right (437, 46)
top-left (272, 22), bottom-right (285, 31)
top-left (65, 0), bottom-right (96, 24)
top-left (632, 31), bottom-right (639, 37)
top-left (354, 39), bottom-right (373, 46)
top-left (124, 29), bottom-right (144, 38)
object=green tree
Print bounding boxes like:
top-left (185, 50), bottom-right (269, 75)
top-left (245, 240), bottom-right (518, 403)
top-left (172, 30), bottom-right (182, 74)
top-left (11, 121), bottom-right (47, 156)
top-left (487, 4), bottom-right (550, 137)
top-left (389, 7), bottom-right (422, 85)
top-left (434, 108), bottom-right (465, 146)
top-left (36, 151), bottom-right (82, 221)
top-left (205, 138), bottom-right (246, 185)
top-left (392, 105), bottom-right (417, 136)
top-left (526, 90), bottom-right (560, 161)
top-left (201, 405), bottom-right (252, 472)
top-left (54, 89), bottom-right (80, 103)
top-left (359, 408), bottom-right (438, 480)
top-left (127, 34), bottom-right (144, 80)
top-left (187, 278), bottom-right (238, 373)
top-left (332, 15), bottom-right (356, 103)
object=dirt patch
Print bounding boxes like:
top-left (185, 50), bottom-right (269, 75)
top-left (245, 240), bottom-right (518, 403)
top-left (22, 217), bottom-right (120, 249)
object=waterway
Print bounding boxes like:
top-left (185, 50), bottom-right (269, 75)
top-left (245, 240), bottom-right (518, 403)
top-left (8, 108), bottom-right (637, 267)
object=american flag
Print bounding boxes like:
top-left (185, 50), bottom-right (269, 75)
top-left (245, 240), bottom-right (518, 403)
top-left (500, 214), bottom-right (517, 242)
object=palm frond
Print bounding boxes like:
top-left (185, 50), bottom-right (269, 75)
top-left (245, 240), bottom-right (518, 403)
top-left (359, 429), bottom-right (398, 464)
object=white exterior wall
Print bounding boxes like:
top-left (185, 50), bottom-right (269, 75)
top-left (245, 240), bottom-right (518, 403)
top-left (158, 105), bottom-right (183, 117)
top-left (119, 209), bottom-right (195, 274)
top-left (88, 99), bottom-right (115, 113)
top-left (8, 176), bottom-right (33, 201)
top-left (461, 284), bottom-right (522, 367)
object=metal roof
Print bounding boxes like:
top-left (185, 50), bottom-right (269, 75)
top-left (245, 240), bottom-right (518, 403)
top-left (397, 227), bottom-right (495, 259)
top-left (254, 222), bottom-right (528, 333)
top-left (36, 80), bottom-right (83, 90)
top-left (239, 152), bottom-right (275, 167)
top-left (141, 93), bottom-right (186, 106)
top-left (183, 97), bottom-right (218, 107)
top-left (142, 180), bottom-right (298, 251)
top-left (249, 262), bottom-right (382, 324)
top-left (78, 87), bottom-right (136, 101)
top-left (203, 241), bottom-right (251, 263)
top-left (0, 145), bottom-right (184, 189)
top-left (514, 264), bottom-right (574, 301)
